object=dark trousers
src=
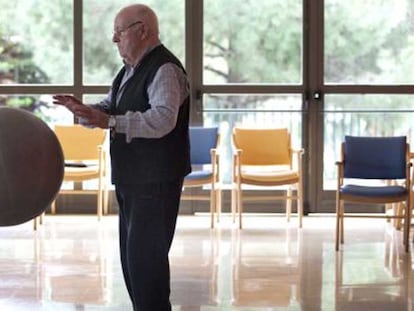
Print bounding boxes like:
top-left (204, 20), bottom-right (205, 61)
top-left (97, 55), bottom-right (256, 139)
top-left (115, 178), bottom-right (183, 311)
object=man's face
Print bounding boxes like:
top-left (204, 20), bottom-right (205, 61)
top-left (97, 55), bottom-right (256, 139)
top-left (112, 15), bottom-right (144, 65)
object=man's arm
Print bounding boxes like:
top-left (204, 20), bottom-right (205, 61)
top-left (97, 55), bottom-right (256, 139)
top-left (115, 63), bottom-right (189, 143)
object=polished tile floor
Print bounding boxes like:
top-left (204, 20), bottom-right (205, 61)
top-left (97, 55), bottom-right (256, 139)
top-left (0, 214), bottom-right (413, 311)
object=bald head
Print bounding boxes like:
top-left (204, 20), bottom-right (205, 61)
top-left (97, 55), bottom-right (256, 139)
top-left (118, 4), bottom-right (159, 39)
top-left (113, 4), bottom-right (161, 65)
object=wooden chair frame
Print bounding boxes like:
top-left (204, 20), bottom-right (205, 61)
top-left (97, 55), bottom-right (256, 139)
top-left (231, 127), bottom-right (304, 229)
top-left (181, 127), bottom-right (221, 228)
top-left (335, 136), bottom-right (411, 252)
top-left (47, 125), bottom-right (108, 223)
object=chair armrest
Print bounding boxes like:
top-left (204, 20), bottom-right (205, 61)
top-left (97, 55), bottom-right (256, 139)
top-left (336, 161), bottom-right (344, 187)
top-left (209, 148), bottom-right (222, 182)
top-left (233, 149), bottom-right (242, 167)
top-left (291, 148), bottom-right (304, 171)
top-left (210, 147), bottom-right (218, 165)
top-left (232, 149), bottom-right (242, 182)
top-left (292, 148), bottom-right (304, 155)
top-left (210, 148), bottom-right (222, 166)
top-left (210, 147), bottom-right (220, 157)
top-left (406, 161), bottom-right (412, 188)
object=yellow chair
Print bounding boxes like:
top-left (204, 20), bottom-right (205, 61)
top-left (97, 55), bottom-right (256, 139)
top-left (181, 127), bottom-right (221, 228)
top-left (51, 124), bottom-right (108, 220)
top-left (335, 136), bottom-right (411, 252)
top-left (231, 127), bottom-right (304, 229)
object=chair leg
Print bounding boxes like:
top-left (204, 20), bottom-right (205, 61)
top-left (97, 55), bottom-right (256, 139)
top-left (286, 188), bottom-right (292, 223)
top-left (403, 199), bottom-right (411, 252)
top-left (412, 205), bottom-right (414, 244)
top-left (210, 186), bottom-right (216, 229)
top-left (298, 185), bottom-right (303, 228)
top-left (394, 202), bottom-right (403, 230)
top-left (231, 186), bottom-right (236, 224)
top-left (103, 184), bottom-right (109, 215)
top-left (51, 199), bottom-right (56, 214)
top-left (33, 211), bottom-right (46, 231)
top-left (340, 202), bottom-right (344, 244)
top-left (216, 188), bottom-right (222, 224)
top-left (237, 186), bottom-right (243, 229)
top-left (335, 198), bottom-right (341, 251)
top-left (98, 190), bottom-right (103, 221)
top-left (385, 203), bottom-right (392, 223)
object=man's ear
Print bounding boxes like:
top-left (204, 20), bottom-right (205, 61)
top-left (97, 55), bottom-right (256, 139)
top-left (140, 25), bottom-right (149, 40)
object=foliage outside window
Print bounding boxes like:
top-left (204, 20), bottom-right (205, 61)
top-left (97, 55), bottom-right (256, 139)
top-left (0, 1), bottom-right (73, 123)
top-left (0, 1), bottom-right (73, 85)
top-left (203, 0), bottom-right (302, 84)
top-left (325, 0), bottom-right (414, 84)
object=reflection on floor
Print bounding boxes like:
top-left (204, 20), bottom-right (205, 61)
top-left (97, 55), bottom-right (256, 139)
top-left (0, 214), bottom-right (413, 310)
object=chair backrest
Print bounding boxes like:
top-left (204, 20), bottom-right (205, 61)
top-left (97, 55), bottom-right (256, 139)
top-left (343, 135), bottom-right (407, 179)
top-left (233, 127), bottom-right (291, 165)
top-left (54, 124), bottom-right (107, 161)
top-left (189, 126), bottom-right (219, 165)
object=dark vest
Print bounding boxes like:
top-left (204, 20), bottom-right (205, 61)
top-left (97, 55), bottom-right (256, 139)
top-left (109, 45), bottom-right (191, 185)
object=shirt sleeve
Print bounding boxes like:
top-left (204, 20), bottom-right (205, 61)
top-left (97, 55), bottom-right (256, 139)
top-left (90, 91), bottom-right (112, 112)
top-left (115, 62), bottom-right (189, 143)
top-left (78, 91), bottom-right (112, 128)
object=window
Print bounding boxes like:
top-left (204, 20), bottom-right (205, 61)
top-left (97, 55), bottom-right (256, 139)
top-left (0, 0), bottom-right (184, 125)
top-left (203, 0), bottom-right (302, 84)
top-left (0, 1), bottom-right (74, 85)
top-left (325, 0), bottom-right (414, 84)
top-left (83, 0), bottom-right (185, 84)
top-left (3, 0), bottom-right (414, 213)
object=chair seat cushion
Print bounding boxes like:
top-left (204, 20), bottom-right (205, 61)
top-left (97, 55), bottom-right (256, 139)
top-left (341, 184), bottom-right (407, 197)
top-left (64, 167), bottom-right (100, 180)
top-left (241, 165), bottom-right (299, 183)
top-left (185, 170), bottom-right (213, 181)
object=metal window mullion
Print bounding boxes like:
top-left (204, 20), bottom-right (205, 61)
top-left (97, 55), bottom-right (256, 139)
top-left (73, 0), bottom-right (83, 99)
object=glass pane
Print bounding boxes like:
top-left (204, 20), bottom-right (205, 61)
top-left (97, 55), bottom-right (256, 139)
top-left (0, 1), bottom-right (73, 84)
top-left (204, 94), bottom-right (303, 183)
top-left (0, 94), bottom-right (72, 125)
top-left (325, 0), bottom-right (414, 84)
top-left (83, 94), bottom-right (106, 105)
top-left (83, 94), bottom-right (113, 190)
top-left (203, 0), bottom-right (302, 84)
top-left (83, 0), bottom-right (185, 85)
top-left (323, 94), bottom-right (414, 189)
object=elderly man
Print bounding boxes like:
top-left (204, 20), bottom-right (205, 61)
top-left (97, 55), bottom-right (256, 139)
top-left (53, 4), bottom-right (190, 310)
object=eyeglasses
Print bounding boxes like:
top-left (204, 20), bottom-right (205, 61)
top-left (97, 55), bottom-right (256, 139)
top-left (113, 20), bottom-right (143, 37)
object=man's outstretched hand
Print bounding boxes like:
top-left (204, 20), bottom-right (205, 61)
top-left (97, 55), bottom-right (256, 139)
top-left (53, 95), bottom-right (84, 114)
top-left (53, 94), bottom-right (110, 129)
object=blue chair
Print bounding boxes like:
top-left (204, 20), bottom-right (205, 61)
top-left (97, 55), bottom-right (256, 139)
top-left (182, 127), bottom-right (221, 228)
top-left (335, 136), bottom-right (412, 252)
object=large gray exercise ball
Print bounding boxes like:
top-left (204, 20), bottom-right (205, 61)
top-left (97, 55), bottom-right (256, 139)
top-left (0, 107), bottom-right (64, 226)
